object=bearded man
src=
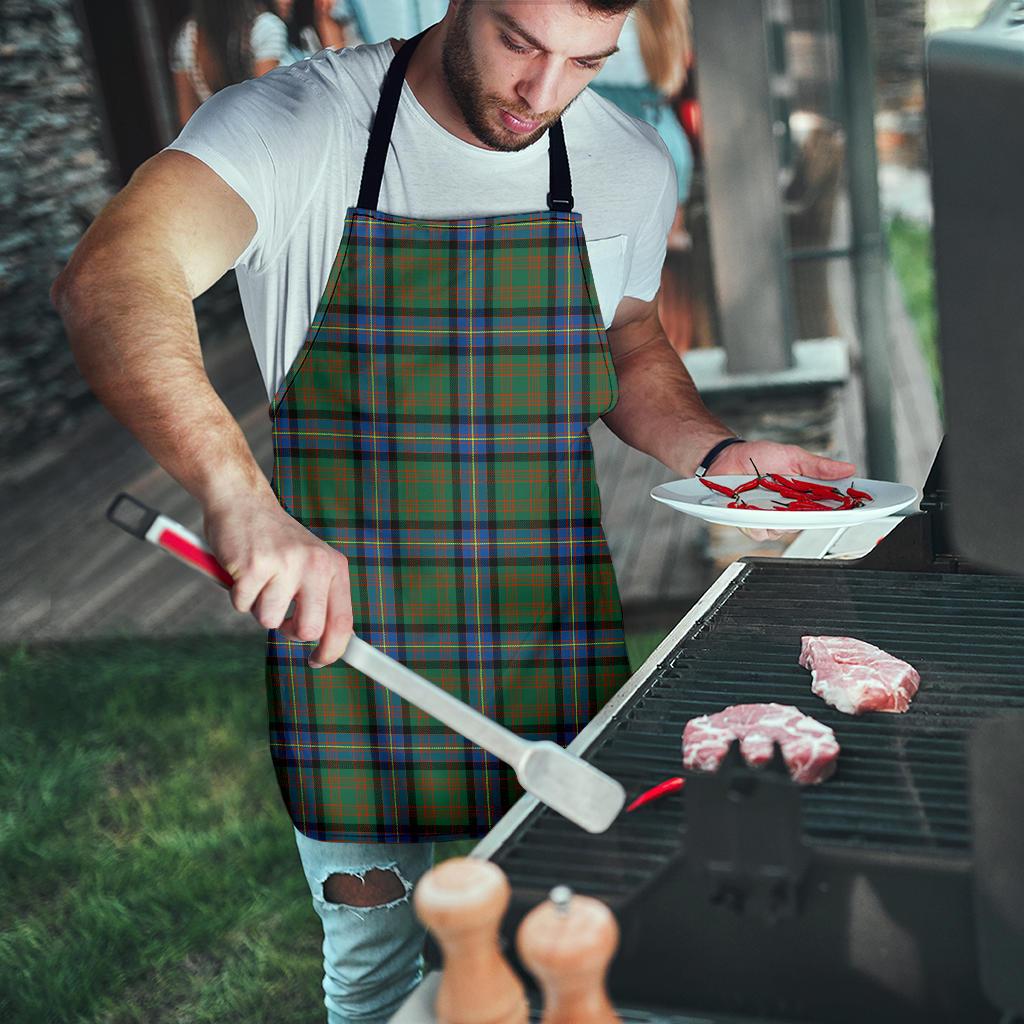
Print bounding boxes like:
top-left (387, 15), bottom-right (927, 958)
top-left (51, 3), bottom-right (854, 1020)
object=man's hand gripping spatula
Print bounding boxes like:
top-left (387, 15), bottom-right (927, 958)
top-left (106, 493), bottom-right (626, 834)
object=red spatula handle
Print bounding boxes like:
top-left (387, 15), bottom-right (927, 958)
top-left (106, 492), bottom-right (234, 589)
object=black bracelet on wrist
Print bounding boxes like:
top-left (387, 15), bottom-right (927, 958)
top-left (694, 437), bottom-right (745, 478)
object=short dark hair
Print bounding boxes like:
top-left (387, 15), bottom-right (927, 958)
top-left (575, 0), bottom-right (640, 15)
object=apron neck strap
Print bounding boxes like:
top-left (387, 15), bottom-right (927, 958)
top-left (357, 29), bottom-right (575, 214)
top-left (358, 29), bottom-right (427, 211)
top-left (546, 119), bottom-right (573, 213)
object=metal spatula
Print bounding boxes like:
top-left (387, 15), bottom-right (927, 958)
top-left (107, 493), bottom-right (626, 834)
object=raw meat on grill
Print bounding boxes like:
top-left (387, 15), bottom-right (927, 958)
top-left (682, 703), bottom-right (840, 785)
top-left (799, 635), bottom-right (920, 716)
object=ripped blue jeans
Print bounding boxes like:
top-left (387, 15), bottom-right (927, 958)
top-left (293, 827), bottom-right (436, 1024)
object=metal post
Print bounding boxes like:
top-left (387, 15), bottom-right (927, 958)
top-left (690, 0), bottom-right (795, 374)
top-left (129, 0), bottom-right (177, 147)
top-left (836, 0), bottom-right (898, 479)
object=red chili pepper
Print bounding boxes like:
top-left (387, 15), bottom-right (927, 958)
top-left (847, 485), bottom-right (873, 502)
top-left (626, 776), bottom-right (686, 812)
top-left (699, 478), bottom-right (737, 498)
top-left (734, 478), bottom-right (762, 494)
top-left (748, 459), bottom-right (769, 486)
top-left (775, 474), bottom-right (844, 498)
top-left (781, 498), bottom-right (833, 511)
top-left (762, 480), bottom-right (819, 501)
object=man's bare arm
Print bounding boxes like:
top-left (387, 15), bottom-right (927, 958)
top-left (602, 294), bottom-right (856, 480)
top-left (51, 150), bottom-right (354, 665)
top-left (602, 294), bottom-right (734, 476)
top-left (51, 149), bottom-right (264, 509)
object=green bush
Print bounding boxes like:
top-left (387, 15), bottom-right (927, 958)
top-left (887, 215), bottom-right (942, 413)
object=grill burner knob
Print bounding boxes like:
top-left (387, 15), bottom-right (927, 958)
top-left (516, 887), bottom-right (621, 1023)
top-left (413, 857), bottom-right (528, 1024)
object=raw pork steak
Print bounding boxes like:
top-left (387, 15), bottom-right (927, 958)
top-left (799, 636), bottom-right (920, 716)
top-left (682, 703), bottom-right (839, 785)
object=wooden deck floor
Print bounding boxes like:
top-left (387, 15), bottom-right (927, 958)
top-left (2, 237), bottom-right (940, 644)
top-left (0, 326), bottom-right (272, 643)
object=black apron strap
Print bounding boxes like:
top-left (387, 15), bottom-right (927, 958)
top-left (357, 29), bottom-right (428, 210)
top-left (357, 29), bottom-right (574, 214)
top-left (546, 119), bottom-right (574, 213)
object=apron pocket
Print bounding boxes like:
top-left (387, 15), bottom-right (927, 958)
top-left (583, 234), bottom-right (628, 329)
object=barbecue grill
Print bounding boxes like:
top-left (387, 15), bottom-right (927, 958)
top-left (466, 446), bottom-right (1024, 1022)
top-left (400, 8), bottom-right (1024, 1022)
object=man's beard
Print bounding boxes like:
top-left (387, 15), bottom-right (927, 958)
top-left (441, 5), bottom-right (563, 151)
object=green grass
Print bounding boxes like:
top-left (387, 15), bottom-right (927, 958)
top-left (1, 636), bottom-right (325, 1024)
top-left (886, 215), bottom-right (943, 414)
top-left (625, 631), bottom-right (668, 674)
top-left (1, 629), bottom-right (666, 1022)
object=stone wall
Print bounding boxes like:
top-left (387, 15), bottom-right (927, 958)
top-left (0, 0), bottom-right (242, 467)
top-left (0, 0), bottom-right (115, 465)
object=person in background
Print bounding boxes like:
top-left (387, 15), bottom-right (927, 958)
top-left (336, 0), bottom-right (448, 44)
top-left (170, 0), bottom-right (290, 128)
top-left (592, 0), bottom-right (693, 348)
top-left (591, 0), bottom-right (693, 223)
top-left (275, 0), bottom-right (351, 64)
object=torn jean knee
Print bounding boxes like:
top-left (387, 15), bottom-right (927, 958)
top-left (293, 827), bottom-right (436, 1024)
top-left (317, 862), bottom-right (414, 922)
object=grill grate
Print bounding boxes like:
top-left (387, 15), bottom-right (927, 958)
top-left (492, 563), bottom-right (1024, 899)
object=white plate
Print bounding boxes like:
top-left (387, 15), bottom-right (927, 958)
top-left (650, 476), bottom-right (920, 530)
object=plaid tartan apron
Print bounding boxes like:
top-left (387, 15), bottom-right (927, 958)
top-left (267, 30), bottom-right (631, 842)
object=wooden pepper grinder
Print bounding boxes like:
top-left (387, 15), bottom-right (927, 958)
top-left (413, 857), bottom-right (528, 1024)
top-left (516, 885), bottom-right (621, 1024)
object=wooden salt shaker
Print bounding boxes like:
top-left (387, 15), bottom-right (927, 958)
top-left (413, 857), bottom-right (528, 1024)
top-left (516, 885), bottom-right (621, 1024)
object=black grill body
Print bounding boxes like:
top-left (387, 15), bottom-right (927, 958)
top-left (481, 559), bottom-right (1024, 1023)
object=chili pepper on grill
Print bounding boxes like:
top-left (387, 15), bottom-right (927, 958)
top-left (626, 776), bottom-right (686, 812)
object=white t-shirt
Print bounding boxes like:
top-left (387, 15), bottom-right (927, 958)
top-left (169, 13), bottom-right (289, 102)
top-left (166, 40), bottom-right (676, 401)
